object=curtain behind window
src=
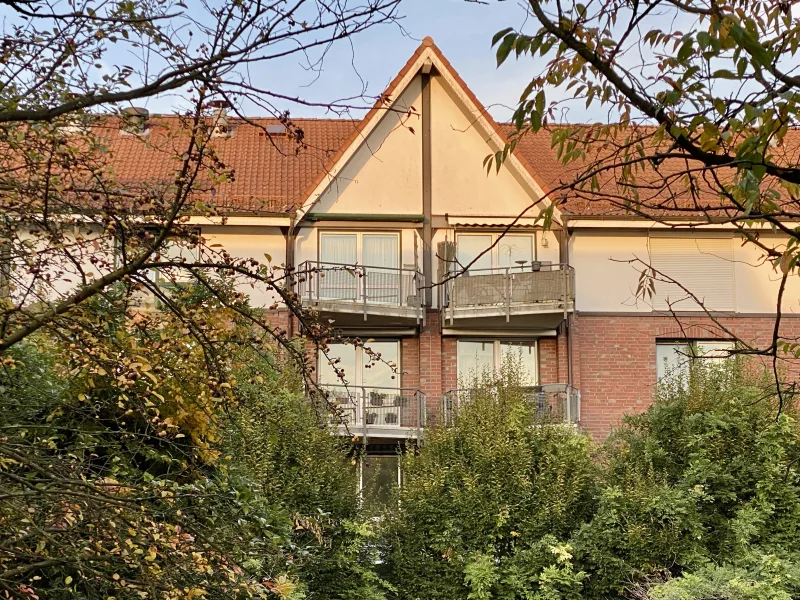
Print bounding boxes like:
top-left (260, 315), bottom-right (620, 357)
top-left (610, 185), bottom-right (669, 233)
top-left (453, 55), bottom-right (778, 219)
top-left (320, 234), bottom-right (358, 300)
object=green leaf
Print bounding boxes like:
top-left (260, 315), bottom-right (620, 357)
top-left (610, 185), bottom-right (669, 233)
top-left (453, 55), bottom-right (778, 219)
top-left (491, 27), bottom-right (514, 47)
top-left (496, 33), bottom-right (516, 67)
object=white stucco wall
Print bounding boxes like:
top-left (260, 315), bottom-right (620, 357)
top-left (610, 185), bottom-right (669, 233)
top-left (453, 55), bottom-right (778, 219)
top-left (201, 225), bottom-right (286, 307)
top-left (734, 236), bottom-right (800, 314)
top-left (429, 76), bottom-right (541, 219)
top-left (14, 224), bottom-right (116, 303)
top-left (311, 76), bottom-right (423, 216)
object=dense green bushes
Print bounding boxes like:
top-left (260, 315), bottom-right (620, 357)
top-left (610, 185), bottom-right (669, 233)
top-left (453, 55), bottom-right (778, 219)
top-left (5, 307), bottom-right (800, 600)
top-left (381, 368), bottom-right (597, 599)
top-left (381, 363), bottom-right (800, 600)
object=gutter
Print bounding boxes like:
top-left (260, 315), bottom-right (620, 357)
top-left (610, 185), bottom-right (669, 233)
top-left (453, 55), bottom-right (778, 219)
top-left (302, 213), bottom-right (425, 223)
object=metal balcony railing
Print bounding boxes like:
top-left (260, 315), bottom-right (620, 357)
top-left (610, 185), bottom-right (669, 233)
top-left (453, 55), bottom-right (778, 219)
top-left (297, 261), bottom-right (424, 321)
top-left (320, 384), bottom-right (427, 433)
top-left (440, 384), bottom-right (580, 426)
top-left (442, 263), bottom-right (575, 322)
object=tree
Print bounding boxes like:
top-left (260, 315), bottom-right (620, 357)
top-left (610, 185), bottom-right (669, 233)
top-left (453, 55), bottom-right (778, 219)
top-left (0, 0), bottom-right (400, 382)
top-left (0, 285), bottom-right (383, 599)
top-left (489, 0), bottom-right (800, 395)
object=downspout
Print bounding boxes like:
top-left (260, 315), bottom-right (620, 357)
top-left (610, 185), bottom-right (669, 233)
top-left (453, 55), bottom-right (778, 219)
top-left (558, 217), bottom-right (574, 389)
top-left (421, 64), bottom-right (433, 308)
top-left (285, 216), bottom-right (296, 338)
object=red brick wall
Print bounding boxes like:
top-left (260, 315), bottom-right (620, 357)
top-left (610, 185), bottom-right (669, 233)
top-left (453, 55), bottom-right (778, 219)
top-left (538, 338), bottom-right (559, 384)
top-left (572, 313), bottom-right (800, 439)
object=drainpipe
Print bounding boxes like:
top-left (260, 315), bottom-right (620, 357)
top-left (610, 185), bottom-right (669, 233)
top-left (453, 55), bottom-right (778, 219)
top-left (284, 216), bottom-right (296, 337)
top-left (558, 217), bottom-right (574, 390)
top-left (421, 63), bottom-right (433, 308)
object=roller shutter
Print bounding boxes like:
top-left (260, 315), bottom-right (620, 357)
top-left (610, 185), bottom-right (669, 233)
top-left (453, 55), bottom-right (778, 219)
top-left (649, 234), bottom-right (735, 312)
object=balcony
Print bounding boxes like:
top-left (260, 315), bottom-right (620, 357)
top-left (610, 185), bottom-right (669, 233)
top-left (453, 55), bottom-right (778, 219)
top-left (321, 385), bottom-right (427, 439)
top-left (440, 384), bottom-right (580, 427)
top-left (297, 261), bottom-right (424, 327)
top-left (441, 263), bottom-right (575, 330)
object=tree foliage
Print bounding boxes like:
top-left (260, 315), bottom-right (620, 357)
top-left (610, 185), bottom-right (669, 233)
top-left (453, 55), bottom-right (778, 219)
top-left (491, 0), bottom-right (800, 369)
top-left (380, 361), bottom-right (800, 599)
top-left (381, 365), bottom-right (597, 600)
top-left (0, 287), bottom-right (377, 599)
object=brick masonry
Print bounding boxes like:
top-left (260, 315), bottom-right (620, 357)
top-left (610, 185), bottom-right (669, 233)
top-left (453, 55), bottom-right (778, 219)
top-left (287, 308), bottom-right (800, 441)
top-left (571, 313), bottom-right (800, 439)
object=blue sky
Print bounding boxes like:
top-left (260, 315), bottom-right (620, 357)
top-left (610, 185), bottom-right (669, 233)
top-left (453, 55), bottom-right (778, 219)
top-left (141, 0), bottom-right (537, 122)
top-left (266, 0), bottom-right (535, 121)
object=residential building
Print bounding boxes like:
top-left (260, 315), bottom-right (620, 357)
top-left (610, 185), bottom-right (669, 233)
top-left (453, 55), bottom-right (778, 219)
top-left (24, 37), bottom-right (800, 497)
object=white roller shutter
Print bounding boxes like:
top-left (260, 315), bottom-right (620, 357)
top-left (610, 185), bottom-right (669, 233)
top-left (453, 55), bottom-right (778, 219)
top-left (649, 235), bottom-right (735, 312)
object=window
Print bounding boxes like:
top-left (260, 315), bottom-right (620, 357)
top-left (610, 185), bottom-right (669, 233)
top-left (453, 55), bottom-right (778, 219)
top-left (320, 232), bottom-right (399, 268)
top-left (649, 235), bottom-right (735, 311)
top-left (456, 233), bottom-right (535, 274)
top-left (116, 228), bottom-right (201, 285)
top-left (320, 341), bottom-right (401, 427)
top-left (319, 341), bottom-right (400, 389)
top-left (656, 340), bottom-right (735, 381)
top-left (457, 340), bottom-right (537, 385)
top-left (319, 232), bottom-right (400, 303)
top-left (361, 455), bottom-right (400, 510)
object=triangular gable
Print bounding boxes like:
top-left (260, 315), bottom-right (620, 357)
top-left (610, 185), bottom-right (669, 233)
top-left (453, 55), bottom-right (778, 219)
top-left (294, 37), bottom-right (561, 226)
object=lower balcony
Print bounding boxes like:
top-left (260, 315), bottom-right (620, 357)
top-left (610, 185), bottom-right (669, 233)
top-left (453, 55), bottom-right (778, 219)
top-left (297, 261), bottom-right (424, 328)
top-left (441, 264), bottom-right (575, 330)
top-left (440, 384), bottom-right (581, 427)
top-left (321, 385), bottom-right (427, 439)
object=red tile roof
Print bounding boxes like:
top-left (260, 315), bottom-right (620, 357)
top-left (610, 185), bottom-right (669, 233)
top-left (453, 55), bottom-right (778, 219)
top-left (62, 37), bottom-right (800, 219)
top-left (97, 116), bottom-right (358, 214)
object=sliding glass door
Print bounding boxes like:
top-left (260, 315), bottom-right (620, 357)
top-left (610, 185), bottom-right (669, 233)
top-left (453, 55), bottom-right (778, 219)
top-left (319, 232), bottom-right (401, 304)
top-left (319, 341), bottom-right (401, 427)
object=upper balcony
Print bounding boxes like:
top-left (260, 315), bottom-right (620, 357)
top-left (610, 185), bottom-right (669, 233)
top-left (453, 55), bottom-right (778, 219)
top-left (440, 383), bottom-right (581, 427)
top-left (321, 384), bottom-right (427, 439)
top-left (297, 261), bottom-right (424, 327)
top-left (441, 263), bottom-right (575, 330)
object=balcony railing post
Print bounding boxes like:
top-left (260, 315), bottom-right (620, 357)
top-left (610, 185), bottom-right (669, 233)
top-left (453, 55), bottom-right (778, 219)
top-left (359, 386), bottom-right (365, 427)
top-left (362, 267), bottom-right (368, 321)
top-left (565, 386), bottom-right (572, 423)
top-left (505, 267), bottom-right (511, 322)
top-left (310, 261), bottom-right (316, 303)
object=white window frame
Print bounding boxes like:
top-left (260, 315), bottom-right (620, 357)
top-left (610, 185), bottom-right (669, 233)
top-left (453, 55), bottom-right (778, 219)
top-left (656, 339), bottom-right (736, 382)
top-left (456, 339), bottom-right (539, 385)
top-left (318, 231), bottom-right (400, 268)
top-left (318, 340), bottom-right (401, 388)
top-left (455, 232), bottom-right (537, 273)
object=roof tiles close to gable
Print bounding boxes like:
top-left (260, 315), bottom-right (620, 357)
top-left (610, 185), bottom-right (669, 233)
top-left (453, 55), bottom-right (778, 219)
top-left (100, 116), bottom-right (357, 214)
top-left (86, 37), bottom-right (800, 219)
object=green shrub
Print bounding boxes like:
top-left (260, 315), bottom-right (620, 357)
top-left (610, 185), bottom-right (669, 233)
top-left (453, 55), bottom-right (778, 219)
top-left (572, 363), bottom-right (800, 599)
top-left (640, 552), bottom-right (800, 600)
top-left (382, 364), bottom-right (597, 599)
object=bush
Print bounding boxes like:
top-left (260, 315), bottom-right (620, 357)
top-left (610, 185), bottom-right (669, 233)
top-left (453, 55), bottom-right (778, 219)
top-left (572, 363), bottom-right (800, 599)
top-left (638, 553), bottom-right (800, 600)
top-left (382, 364), bottom-right (597, 599)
